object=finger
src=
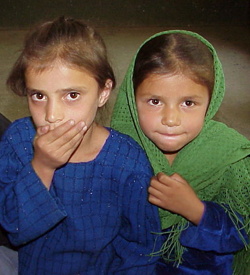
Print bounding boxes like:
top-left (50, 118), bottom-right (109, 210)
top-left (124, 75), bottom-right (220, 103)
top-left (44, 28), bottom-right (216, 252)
top-left (48, 120), bottom-right (86, 147)
top-left (170, 173), bottom-right (187, 184)
top-left (156, 172), bottom-right (175, 187)
top-left (156, 172), bottom-right (165, 181)
top-left (44, 120), bottom-right (77, 144)
top-left (58, 126), bottom-right (86, 157)
top-left (37, 125), bottom-right (50, 136)
top-left (148, 186), bottom-right (163, 203)
top-left (151, 177), bottom-right (174, 193)
top-left (53, 121), bottom-right (87, 155)
top-left (148, 181), bottom-right (170, 202)
top-left (60, 120), bottom-right (86, 140)
top-left (150, 177), bottom-right (167, 191)
top-left (148, 193), bottom-right (162, 206)
top-left (34, 121), bottom-right (87, 160)
top-left (148, 185), bottom-right (163, 198)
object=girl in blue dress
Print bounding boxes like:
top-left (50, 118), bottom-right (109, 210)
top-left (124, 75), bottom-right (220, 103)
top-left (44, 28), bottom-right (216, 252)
top-left (0, 17), bottom-right (161, 274)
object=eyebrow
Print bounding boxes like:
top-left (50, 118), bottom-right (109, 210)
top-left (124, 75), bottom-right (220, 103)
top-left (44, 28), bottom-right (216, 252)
top-left (26, 88), bottom-right (40, 95)
top-left (180, 95), bottom-right (204, 100)
top-left (140, 93), bottom-right (203, 98)
top-left (26, 86), bottom-right (88, 94)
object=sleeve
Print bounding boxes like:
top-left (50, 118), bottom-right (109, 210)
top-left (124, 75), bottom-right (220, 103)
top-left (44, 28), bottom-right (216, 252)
top-left (0, 136), bottom-right (67, 247)
top-left (180, 157), bottom-right (250, 254)
top-left (180, 201), bottom-right (248, 253)
top-left (113, 156), bottom-right (162, 275)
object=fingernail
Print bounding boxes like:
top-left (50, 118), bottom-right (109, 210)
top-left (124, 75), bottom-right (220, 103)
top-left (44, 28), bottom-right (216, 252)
top-left (78, 121), bottom-right (86, 130)
top-left (68, 120), bottom-right (75, 126)
top-left (41, 125), bottom-right (49, 132)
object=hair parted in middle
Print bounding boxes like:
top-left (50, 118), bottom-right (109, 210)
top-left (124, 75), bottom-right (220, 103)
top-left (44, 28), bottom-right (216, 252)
top-left (133, 33), bottom-right (214, 95)
top-left (7, 16), bottom-right (116, 96)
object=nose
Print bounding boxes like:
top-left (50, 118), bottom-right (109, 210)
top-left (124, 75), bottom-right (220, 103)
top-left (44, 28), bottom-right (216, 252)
top-left (45, 100), bottom-right (64, 123)
top-left (161, 106), bottom-right (181, 127)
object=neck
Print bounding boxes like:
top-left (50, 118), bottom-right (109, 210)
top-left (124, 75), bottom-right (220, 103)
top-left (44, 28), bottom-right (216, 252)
top-left (69, 122), bottom-right (109, 163)
top-left (164, 152), bottom-right (178, 166)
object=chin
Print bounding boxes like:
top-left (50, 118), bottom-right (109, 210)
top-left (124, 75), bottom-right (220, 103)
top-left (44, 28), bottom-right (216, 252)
top-left (157, 142), bottom-right (180, 152)
top-left (156, 141), bottom-right (185, 153)
top-left (162, 149), bottom-right (180, 154)
top-left (155, 144), bottom-right (179, 154)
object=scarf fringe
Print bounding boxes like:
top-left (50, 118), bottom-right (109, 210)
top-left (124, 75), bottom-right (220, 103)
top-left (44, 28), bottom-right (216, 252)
top-left (221, 204), bottom-right (250, 247)
top-left (150, 202), bottom-right (250, 274)
top-left (233, 248), bottom-right (250, 275)
top-left (150, 220), bottom-right (188, 267)
top-left (220, 202), bottom-right (250, 275)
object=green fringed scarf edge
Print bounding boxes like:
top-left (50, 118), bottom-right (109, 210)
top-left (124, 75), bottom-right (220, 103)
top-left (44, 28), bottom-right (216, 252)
top-left (148, 200), bottom-right (250, 275)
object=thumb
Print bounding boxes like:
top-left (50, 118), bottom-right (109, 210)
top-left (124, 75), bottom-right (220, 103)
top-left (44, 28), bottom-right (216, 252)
top-left (170, 173), bottom-right (187, 184)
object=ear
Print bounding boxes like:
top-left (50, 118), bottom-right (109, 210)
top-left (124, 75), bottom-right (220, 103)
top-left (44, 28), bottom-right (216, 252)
top-left (98, 79), bottom-right (113, 107)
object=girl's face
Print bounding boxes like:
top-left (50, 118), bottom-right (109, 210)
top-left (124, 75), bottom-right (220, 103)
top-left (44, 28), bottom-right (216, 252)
top-left (135, 74), bottom-right (210, 164)
top-left (25, 63), bottom-right (111, 131)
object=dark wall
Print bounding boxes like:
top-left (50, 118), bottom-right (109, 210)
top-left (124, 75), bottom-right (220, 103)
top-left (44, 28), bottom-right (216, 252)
top-left (0, 0), bottom-right (250, 28)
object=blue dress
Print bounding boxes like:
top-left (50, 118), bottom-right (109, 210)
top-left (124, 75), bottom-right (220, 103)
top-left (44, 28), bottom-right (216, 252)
top-left (156, 201), bottom-right (248, 275)
top-left (0, 117), bottom-right (161, 275)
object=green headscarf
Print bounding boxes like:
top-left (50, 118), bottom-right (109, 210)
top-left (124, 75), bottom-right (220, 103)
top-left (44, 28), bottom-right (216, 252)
top-left (111, 30), bottom-right (250, 274)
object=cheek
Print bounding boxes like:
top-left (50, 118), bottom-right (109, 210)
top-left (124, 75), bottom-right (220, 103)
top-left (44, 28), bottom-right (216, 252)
top-left (30, 113), bottom-right (44, 128)
top-left (28, 104), bottom-right (44, 124)
top-left (186, 115), bottom-right (205, 137)
top-left (70, 104), bottom-right (97, 125)
top-left (138, 110), bottom-right (156, 135)
top-left (137, 107), bottom-right (147, 125)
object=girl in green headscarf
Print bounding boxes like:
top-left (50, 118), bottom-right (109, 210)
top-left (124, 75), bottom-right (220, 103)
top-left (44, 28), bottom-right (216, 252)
top-left (111, 30), bottom-right (250, 275)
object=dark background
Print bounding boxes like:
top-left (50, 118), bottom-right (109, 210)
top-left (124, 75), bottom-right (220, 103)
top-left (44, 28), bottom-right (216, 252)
top-left (0, 0), bottom-right (249, 139)
top-left (0, 0), bottom-right (249, 29)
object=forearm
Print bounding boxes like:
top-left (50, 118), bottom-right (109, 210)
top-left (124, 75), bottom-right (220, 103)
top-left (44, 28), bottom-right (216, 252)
top-left (31, 157), bottom-right (55, 189)
top-left (0, 163), bottom-right (66, 246)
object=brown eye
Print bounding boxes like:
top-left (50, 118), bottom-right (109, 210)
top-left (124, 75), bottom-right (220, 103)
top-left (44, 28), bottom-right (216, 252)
top-left (31, 93), bottom-right (45, 101)
top-left (149, 99), bottom-right (160, 105)
top-left (36, 93), bottom-right (44, 99)
top-left (70, 92), bottom-right (78, 99)
top-left (67, 92), bottom-right (80, 101)
top-left (184, 101), bottom-right (194, 107)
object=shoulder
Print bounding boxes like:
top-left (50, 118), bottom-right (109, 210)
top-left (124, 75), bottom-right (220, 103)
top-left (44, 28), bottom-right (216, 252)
top-left (108, 127), bottom-right (146, 154)
top-left (0, 117), bottom-right (35, 163)
top-left (106, 128), bottom-right (152, 174)
top-left (196, 120), bottom-right (250, 163)
top-left (1, 117), bottom-right (35, 142)
top-left (206, 121), bottom-right (250, 145)
top-left (226, 156), bottom-right (250, 176)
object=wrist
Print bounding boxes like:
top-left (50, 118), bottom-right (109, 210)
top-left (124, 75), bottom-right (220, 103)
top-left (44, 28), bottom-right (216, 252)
top-left (31, 158), bottom-right (55, 189)
top-left (185, 200), bottom-right (205, 225)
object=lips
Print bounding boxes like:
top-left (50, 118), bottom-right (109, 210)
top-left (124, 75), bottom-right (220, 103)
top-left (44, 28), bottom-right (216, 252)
top-left (159, 132), bottom-right (181, 137)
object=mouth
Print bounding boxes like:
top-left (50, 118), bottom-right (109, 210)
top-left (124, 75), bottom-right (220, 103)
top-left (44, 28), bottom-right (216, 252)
top-left (156, 132), bottom-right (185, 142)
top-left (159, 132), bottom-right (181, 137)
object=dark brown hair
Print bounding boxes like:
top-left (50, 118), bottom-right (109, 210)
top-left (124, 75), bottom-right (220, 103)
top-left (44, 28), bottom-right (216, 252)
top-left (133, 33), bottom-right (214, 94)
top-left (7, 16), bottom-right (116, 96)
